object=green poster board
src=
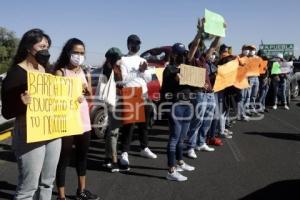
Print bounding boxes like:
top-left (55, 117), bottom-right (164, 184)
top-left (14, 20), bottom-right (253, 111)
top-left (204, 9), bottom-right (226, 37)
top-left (271, 62), bottom-right (281, 75)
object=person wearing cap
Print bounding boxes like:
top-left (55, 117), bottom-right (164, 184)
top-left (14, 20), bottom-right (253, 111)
top-left (271, 53), bottom-right (290, 110)
top-left (257, 49), bottom-right (271, 113)
top-left (246, 45), bottom-right (260, 115)
top-left (161, 42), bottom-right (195, 182)
top-left (237, 45), bottom-right (251, 121)
top-left (119, 34), bottom-right (157, 171)
top-left (98, 47), bottom-right (123, 173)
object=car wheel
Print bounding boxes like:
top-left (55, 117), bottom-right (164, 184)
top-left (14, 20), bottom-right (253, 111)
top-left (92, 108), bottom-right (108, 139)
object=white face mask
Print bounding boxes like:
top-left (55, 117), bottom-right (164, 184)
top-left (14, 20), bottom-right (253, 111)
top-left (242, 50), bottom-right (250, 56)
top-left (249, 50), bottom-right (256, 56)
top-left (209, 54), bottom-right (216, 62)
top-left (70, 54), bottom-right (85, 66)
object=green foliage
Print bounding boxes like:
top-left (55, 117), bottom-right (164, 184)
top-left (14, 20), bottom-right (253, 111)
top-left (0, 27), bottom-right (19, 74)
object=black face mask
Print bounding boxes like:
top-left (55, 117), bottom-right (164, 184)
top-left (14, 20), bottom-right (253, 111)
top-left (129, 45), bottom-right (140, 54)
top-left (175, 55), bottom-right (185, 65)
top-left (35, 50), bottom-right (50, 66)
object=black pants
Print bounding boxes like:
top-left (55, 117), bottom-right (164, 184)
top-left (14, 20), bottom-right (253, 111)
top-left (120, 104), bottom-right (153, 152)
top-left (56, 132), bottom-right (90, 187)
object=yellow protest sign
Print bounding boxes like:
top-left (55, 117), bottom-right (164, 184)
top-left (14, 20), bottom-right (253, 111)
top-left (259, 60), bottom-right (269, 74)
top-left (26, 71), bottom-right (84, 143)
top-left (234, 66), bottom-right (250, 89)
top-left (213, 59), bottom-right (239, 92)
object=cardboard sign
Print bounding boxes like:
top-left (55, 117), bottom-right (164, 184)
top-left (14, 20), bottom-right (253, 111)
top-left (213, 59), bottom-right (239, 92)
top-left (246, 57), bottom-right (261, 77)
top-left (204, 9), bottom-right (226, 37)
top-left (27, 71), bottom-right (83, 143)
top-left (155, 67), bottom-right (165, 86)
top-left (179, 64), bottom-right (206, 88)
top-left (120, 87), bottom-right (145, 125)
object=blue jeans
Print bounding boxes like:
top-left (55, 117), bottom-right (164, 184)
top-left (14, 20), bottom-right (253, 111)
top-left (259, 79), bottom-right (270, 110)
top-left (237, 89), bottom-right (248, 118)
top-left (247, 77), bottom-right (260, 111)
top-left (167, 102), bottom-right (192, 168)
top-left (187, 92), bottom-right (216, 149)
top-left (273, 76), bottom-right (287, 105)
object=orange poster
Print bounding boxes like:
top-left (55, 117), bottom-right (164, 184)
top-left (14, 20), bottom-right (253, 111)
top-left (120, 87), bottom-right (146, 125)
top-left (234, 66), bottom-right (250, 89)
top-left (259, 60), bottom-right (268, 74)
top-left (246, 57), bottom-right (261, 77)
top-left (213, 59), bottom-right (239, 92)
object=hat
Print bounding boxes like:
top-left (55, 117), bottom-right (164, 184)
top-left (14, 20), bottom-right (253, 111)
top-left (276, 53), bottom-right (284, 60)
top-left (105, 47), bottom-right (123, 60)
top-left (127, 34), bottom-right (141, 45)
top-left (248, 45), bottom-right (257, 50)
top-left (172, 43), bottom-right (187, 56)
top-left (219, 44), bottom-right (231, 53)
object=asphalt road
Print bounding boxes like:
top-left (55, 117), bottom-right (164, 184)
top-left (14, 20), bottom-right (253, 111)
top-left (0, 100), bottom-right (300, 200)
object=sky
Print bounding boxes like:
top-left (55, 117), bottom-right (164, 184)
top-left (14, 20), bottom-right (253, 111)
top-left (1, 0), bottom-right (299, 65)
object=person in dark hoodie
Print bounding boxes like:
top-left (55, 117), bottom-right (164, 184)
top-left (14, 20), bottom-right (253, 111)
top-left (161, 43), bottom-right (195, 182)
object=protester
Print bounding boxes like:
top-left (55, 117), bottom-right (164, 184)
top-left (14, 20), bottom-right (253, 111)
top-left (1, 29), bottom-right (62, 200)
top-left (119, 34), bottom-right (157, 171)
top-left (161, 43), bottom-right (195, 181)
top-left (99, 47), bottom-right (123, 173)
top-left (237, 45), bottom-right (251, 121)
top-left (54, 38), bottom-right (99, 200)
top-left (271, 53), bottom-right (290, 110)
top-left (246, 45), bottom-right (260, 114)
top-left (257, 50), bottom-right (270, 113)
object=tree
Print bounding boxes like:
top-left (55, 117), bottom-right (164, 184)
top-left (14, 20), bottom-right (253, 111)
top-left (0, 27), bottom-right (19, 74)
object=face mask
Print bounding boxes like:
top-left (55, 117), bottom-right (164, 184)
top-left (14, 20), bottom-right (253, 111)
top-left (34, 50), bottom-right (50, 66)
top-left (129, 44), bottom-right (140, 54)
top-left (249, 50), bottom-right (256, 56)
top-left (175, 55), bottom-right (185, 65)
top-left (242, 50), bottom-right (250, 56)
top-left (70, 54), bottom-right (85, 66)
top-left (209, 54), bottom-right (216, 62)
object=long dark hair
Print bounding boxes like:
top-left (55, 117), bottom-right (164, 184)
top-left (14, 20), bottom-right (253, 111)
top-left (10, 28), bottom-right (51, 68)
top-left (54, 38), bottom-right (85, 71)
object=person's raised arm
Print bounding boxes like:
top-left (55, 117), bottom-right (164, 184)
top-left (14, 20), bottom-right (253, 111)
top-left (188, 18), bottom-right (204, 62)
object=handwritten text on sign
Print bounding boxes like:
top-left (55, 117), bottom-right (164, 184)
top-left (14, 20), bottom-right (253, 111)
top-left (26, 71), bottom-right (83, 143)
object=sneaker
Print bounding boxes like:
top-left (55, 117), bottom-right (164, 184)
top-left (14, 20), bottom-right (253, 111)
top-left (207, 138), bottom-right (223, 146)
top-left (186, 149), bottom-right (197, 159)
top-left (273, 105), bottom-right (277, 110)
top-left (110, 163), bottom-right (119, 173)
top-left (102, 158), bottom-right (112, 168)
top-left (220, 132), bottom-right (233, 139)
top-left (166, 171), bottom-right (188, 182)
top-left (119, 164), bottom-right (130, 172)
top-left (284, 105), bottom-right (290, 110)
top-left (140, 147), bottom-right (157, 159)
top-left (120, 152), bottom-right (129, 166)
top-left (76, 189), bottom-right (100, 200)
top-left (224, 129), bottom-right (233, 135)
top-left (196, 143), bottom-right (215, 152)
top-left (238, 115), bottom-right (250, 122)
top-left (176, 162), bottom-right (195, 171)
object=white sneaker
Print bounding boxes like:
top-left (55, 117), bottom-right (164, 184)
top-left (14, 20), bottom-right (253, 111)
top-left (140, 147), bottom-right (157, 159)
top-left (220, 132), bottom-right (233, 139)
top-left (273, 105), bottom-right (277, 110)
top-left (176, 162), bottom-right (195, 172)
top-left (284, 105), bottom-right (290, 110)
top-left (224, 129), bottom-right (233, 135)
top-left (166, 171), bottom-right (188, 182)
top-left (187, 149), bottom-right (197, 159)
top-left (196, 144), bottom-right (215, 152)
top-left (120, 152), bottom-right (129, 166)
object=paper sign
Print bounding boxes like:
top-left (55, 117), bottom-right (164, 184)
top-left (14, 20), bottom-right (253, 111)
top-left (213, 59), bottom-right (239, 92)
top-left (179, 64), bottom-right (206, 88)
top-left (246, 57), bottom-right (261, 77)
top-left (259, 60), bottom-right (269, 74)
top-left (204, 9), bottom-right (226, 37)
top-left (280, 61), bottom-right (293, 74)
top-left (121, 87), bottom-right (145, 125)
top-left (27, 71), bottom-right (83, 143)
top-left (155, 67), bottom-right (165, 86)
top-left (234, 66), bottom-right (250, 89)
top-left (271, 62), bottom-right (281, 75)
